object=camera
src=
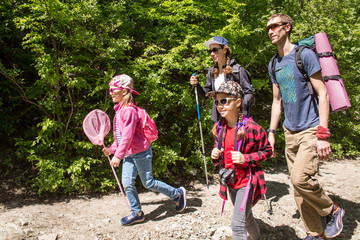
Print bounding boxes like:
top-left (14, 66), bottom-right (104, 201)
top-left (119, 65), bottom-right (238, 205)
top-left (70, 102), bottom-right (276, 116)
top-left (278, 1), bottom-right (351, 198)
top-left (219, 167), bottom-right (235, 185)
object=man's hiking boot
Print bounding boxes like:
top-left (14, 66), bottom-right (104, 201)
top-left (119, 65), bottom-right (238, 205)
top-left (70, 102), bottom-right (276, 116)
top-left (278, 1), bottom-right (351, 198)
top-left (300, 232), bottom-right (325, 240)
top-left (120, 211), bottom-right (145, 226)
top-left (174, 187), bottom-right (186, 212)
top-left (325, 201), bottom-right (345, 238)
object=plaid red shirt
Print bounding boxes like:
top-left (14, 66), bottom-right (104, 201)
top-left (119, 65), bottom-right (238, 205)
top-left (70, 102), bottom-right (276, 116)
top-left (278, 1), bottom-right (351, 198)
top-left (213, 118), bottom-right (273, 205)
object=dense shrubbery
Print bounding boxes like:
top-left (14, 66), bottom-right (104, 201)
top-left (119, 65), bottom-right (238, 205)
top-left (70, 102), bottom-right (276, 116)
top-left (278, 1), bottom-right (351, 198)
top-left (1, 0), bottom-right (359, 194)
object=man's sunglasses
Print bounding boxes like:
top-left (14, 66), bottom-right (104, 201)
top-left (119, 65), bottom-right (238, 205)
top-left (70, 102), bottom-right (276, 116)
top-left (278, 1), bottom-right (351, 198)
top-left (266, 22), bottom-right (288, 32)
top-left (207, 47), bottom-right (223, 54)
top-left (214, 97), bottom-right (236, 106)
top-left (109, 87), bottom-right (124, 94)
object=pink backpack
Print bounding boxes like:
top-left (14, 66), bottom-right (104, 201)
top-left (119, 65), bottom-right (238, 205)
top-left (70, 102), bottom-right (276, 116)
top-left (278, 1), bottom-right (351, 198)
top-left (135, 106), bottom-right (158, 143)
top-left (120, 105), bottom-right (158, 143)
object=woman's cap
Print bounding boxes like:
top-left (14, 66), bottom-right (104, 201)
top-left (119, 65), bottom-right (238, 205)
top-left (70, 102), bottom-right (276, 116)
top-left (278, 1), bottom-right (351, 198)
top-left (204, 36), bottom-right (229, 48)
top-left (206, 80), bottom-right (243, 98)
top-left (109, 74), bottom-right (139, 95)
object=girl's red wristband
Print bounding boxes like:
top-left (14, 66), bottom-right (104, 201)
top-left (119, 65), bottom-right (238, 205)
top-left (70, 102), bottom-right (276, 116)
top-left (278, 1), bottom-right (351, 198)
top-left (316, 126), bottom-right (331, 139)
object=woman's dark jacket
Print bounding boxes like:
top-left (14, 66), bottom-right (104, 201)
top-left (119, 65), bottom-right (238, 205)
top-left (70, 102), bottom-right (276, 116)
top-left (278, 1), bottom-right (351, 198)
top-left (195, 58), bottom-right (254, 122)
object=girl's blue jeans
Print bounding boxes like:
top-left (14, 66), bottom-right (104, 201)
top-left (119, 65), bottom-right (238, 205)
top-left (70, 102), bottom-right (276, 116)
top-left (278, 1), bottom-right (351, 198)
top-left (122, 147), bottom-right (178, 213)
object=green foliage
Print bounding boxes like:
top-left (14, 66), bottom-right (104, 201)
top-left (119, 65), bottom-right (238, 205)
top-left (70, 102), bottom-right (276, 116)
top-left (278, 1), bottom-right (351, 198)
top-left (0, 0), bottom-right (359, 194)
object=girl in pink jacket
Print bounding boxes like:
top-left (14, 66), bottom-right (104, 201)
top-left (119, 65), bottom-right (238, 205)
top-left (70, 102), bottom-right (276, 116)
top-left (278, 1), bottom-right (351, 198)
top-left (102, 74), bottom-right (186, 226)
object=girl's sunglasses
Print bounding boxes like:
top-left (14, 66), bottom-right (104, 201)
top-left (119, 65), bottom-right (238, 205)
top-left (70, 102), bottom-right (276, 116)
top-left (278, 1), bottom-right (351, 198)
top-left (266, 22), bottom-right (288, 32)
top-left (214, 97), bottom-right (236, 106)
top-left (109, 87), bottom-right (124, 94)
top-left (207, 47), bottom-right (223, 54)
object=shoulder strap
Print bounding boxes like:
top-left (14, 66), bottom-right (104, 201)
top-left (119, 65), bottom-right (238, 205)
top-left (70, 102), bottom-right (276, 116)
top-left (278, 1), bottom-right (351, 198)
top-left (216, 116), bottom-right (248, 167)
top-left (295, 45), bottom-right (315, 95)
top-left (272, 47), bottom-right (315, 98)
top-left (236, 116), bottom-right (248, 152)
top-left (232, 64), bottom-right (241, 84)
top-left (233, 64), bottom-right (252, 85)
top-left (118, 105), bottom-right (125, 122)
top-left (295, 45), bottom-right (307, 77)
top-left (232, 116), bottom-right (248, 173)
top-left (270, 54), bottom-right (282, 101)
top-left (217, 120), bottom-right (226, 149)
top-left (270, 54), bottom-right (277, 81)
top-left (121, 105), bottom-right (143, 132)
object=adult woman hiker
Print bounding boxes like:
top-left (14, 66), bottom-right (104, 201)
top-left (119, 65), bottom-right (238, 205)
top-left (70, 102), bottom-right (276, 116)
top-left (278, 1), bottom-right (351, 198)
top-left (190, 36), bottom-right (254, 121)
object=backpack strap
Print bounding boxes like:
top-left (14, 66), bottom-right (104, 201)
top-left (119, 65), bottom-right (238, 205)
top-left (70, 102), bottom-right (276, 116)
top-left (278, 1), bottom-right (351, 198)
top-left (216, 116), bottom-right (249, 173)
top-left (270, 54), bottom-right (282, 101)
top-left (271, 46), bottom-right (316, 99)
top-left (323, 75), bottom-right (342, 81)
top-left (318, 51), bottom-right (337, 59)
top-left (239, 165), bottom-right (252, 212)
top-left (235, 116), bottom-right (252, 212)
top-left (217, 119), bottom-right (226, 150)
top-left (233, 64), bottom-right (254, 117)
top-left (216, 116), bottom-right (247, 155)
top-left (316, 50), bottom-right (341, 81)
top-left (119, 105), bottom-right (144, 134)
top-left (232, 65), bottom-right (241, 85)
top-left (295, 45), bottom-right (315, 96)
top-left (270, 54), bottom-right (277, 80)
top-left (235, 116), bottom-right (248, 151)
top-left (232, 64), bottom-right (252, 87)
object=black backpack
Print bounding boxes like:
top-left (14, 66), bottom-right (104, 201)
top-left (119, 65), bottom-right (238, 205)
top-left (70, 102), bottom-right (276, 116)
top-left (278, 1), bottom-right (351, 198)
top-left (232, 64), bottom-right (255, 116)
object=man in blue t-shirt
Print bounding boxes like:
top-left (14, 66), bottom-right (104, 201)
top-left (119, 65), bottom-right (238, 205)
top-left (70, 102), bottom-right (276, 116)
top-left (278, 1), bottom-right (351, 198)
top-left (266, 13), bottom-right (345, 240)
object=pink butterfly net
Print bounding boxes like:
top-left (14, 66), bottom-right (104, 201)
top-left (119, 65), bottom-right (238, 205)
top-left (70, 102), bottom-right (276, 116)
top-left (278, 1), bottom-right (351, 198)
top-left (83, 109), bottom-right (129, 210)
top-left (83, 109), bottom-right (111, 146)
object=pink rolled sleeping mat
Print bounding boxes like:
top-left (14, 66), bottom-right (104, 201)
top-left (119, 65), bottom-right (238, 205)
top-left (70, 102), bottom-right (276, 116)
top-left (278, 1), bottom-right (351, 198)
top-left (315, 32), bottom-right (351, 112)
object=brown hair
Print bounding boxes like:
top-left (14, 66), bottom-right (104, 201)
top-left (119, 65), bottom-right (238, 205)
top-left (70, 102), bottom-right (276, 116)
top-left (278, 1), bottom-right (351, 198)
top-left (213, 45), bottom-right (233, 77)
top-left (211, 98), bottom-right (245, 140)
top-left (267, 13), bottom-right (293, 36)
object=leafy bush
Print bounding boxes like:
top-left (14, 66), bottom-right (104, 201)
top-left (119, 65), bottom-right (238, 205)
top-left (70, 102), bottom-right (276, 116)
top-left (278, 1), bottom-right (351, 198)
top-left (0, 0), bottom-right (359, 194)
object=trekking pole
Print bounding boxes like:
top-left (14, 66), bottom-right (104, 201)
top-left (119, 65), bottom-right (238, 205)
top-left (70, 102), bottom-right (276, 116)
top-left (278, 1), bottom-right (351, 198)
top-left (263, 193), bottom-right (274, 215)
top-left (193, 73), bottom-right (209, 189)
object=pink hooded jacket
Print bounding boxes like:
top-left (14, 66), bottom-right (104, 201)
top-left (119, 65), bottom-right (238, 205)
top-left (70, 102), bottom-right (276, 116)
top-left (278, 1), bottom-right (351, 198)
top-left (108, 103), bottom-right (150, 159)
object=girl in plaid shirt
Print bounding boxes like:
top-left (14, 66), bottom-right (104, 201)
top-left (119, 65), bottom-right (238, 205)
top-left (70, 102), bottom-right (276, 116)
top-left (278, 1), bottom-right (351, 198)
top-left (207, 80), bottom-right (272, 240)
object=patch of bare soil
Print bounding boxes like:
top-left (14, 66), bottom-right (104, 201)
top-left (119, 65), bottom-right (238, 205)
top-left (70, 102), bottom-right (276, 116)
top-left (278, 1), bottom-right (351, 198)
top-left (1, 160), bottom-right (359, 240)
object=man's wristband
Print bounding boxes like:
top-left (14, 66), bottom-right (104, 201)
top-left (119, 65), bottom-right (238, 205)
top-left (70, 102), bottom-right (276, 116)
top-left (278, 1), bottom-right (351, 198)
top-left (316, 126), bottom-right (331, 140)
top-left (267, 128), bottom-right (276, 134)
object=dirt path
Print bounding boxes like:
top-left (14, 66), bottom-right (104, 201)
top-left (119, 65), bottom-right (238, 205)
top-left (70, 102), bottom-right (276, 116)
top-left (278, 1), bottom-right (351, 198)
top-left (1, 160), bottom-right (359, 240)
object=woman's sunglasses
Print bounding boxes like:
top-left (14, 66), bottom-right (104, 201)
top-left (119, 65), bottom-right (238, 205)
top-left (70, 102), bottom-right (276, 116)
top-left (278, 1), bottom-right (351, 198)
top-left (109, 87), bottom-right (124, 94)
top-left (266, 22), bottom-right (288, 32)
top-left (214, 97), bottom-right (236, 106)
top-left (207, 47), bottom-right (223, 54)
